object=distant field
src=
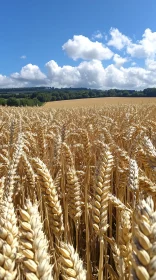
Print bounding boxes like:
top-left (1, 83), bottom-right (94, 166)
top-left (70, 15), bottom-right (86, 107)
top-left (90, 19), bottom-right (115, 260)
top-left (44, 97), bottom-right (156, 108)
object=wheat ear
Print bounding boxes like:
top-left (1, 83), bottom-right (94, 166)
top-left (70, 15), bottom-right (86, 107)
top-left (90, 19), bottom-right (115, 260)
top-left (92, 144), bottom-right (114, 280)
top-left (19, 199), bottom-right (54, 280)
top-left (0, 195), bottom-right (18, 279)
top-left (58, 241), bottom-right (86, 279)
top-left (119, 209), bottom-right (132, 279)
top-left (62, 142), bottom-right (82, 250)
top-left (65, 168), bottom-right (82, 225)
top-left (5, 133), bottom-right (24, 197)
top-left (22, 152), bottom-right (36, 199)
top-left (92, 144), bottom-right (114, 235)
top-left (131, 196), bottom-right (156, 279)
top-left (32, 158), bottom-right (64, 236)
top-left (110, 240), bottom-right (125, 278)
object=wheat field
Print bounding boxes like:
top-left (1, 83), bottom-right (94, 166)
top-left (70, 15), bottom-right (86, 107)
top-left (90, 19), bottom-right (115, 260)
top-left (0, 103), bottom-right (156, 280)
top-left (44, 97), bottom-right (156, 109)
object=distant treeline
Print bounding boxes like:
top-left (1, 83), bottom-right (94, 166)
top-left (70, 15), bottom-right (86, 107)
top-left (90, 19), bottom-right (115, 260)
top-left (0, 87), bottom-right (156, 106)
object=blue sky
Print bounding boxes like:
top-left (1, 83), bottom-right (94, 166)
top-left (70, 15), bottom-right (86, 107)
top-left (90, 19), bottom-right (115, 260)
top-left (1, 0), bottom-right (156, 89)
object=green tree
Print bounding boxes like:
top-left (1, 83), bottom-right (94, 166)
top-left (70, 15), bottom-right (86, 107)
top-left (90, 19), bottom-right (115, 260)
top-left (7, 97), bottom-right (20, 106)
top-left (0, 98), bottom-right (7, 106)
top-left (32, 98), bottom-right (42, 106)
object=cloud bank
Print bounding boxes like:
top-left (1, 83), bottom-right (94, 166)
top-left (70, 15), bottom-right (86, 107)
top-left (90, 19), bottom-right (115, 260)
top-left (1, 28), bottom-right (156, 89)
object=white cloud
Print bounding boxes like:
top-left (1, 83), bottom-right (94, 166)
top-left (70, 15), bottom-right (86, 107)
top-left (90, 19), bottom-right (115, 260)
top-left (113, 54), bottom-right (128, 66)
top-left (0, 75), bottom-right (14, 88)
top-left (20, 55), bottom-right (26, 59)
top-left (62, 35), bottom-right (113, 60)
top-left (145, 59), bottom-right (156, 70)
top-left (46, 60), bottom-right (80, 88)
top-left (0, 74), bottom-right (29, 88)
top-left (108, 28), bottom-right (131, 50)
top-left (46, 59), bottom-right (105, 88)
top-left (45, 59), bottom-right (156, 90)
top-left (92, 31), bottom-right (103, 40)
top-left (0, 64), bottom-right (48, 88)
top-left (131, 62), bottom-right (136, 66)
top-left (127, 28), bottom-right (156, 58)
top-left (108, 28), bottom-right (156, 60)
top-left (0, 59), bottom-right (156, 90)
top-left (127, 44), bottom-right (146, 58)
top-left (104, 65), bottom-right (151, 89)
top-left (11, 64), bottom-right (47, 85)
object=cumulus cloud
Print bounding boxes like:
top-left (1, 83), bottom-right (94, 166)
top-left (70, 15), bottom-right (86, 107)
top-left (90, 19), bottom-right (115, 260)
top-left (0, 75), bottom-right (14, 88)
top-left (0, 64), bottom-right (48, 88)
top-left (11, 64), bottom-right (47, 85)
top-left (108, 28), bottom-right (156, 59)
top-left (62, 35), bottom-right (113, 60)
top-left (107, 28), bottom-right (131, 50)
top-left (0, 74), bottom-right (29, 88)
top-left (46, 60), bottom-right (80, 88)
top-left (127, 28), bottom-right (156, 58)
top-left (46, 59), bottom-right (105, 88)
top-left (104, 65), bottom-right (151, 89)
top-left (45, 59), bottom-right (156, 90)
top-left (145, 59), bottom-right (156, 70)
top-left (0, 59), bottom-right (156, 90)
top-left (113, 54), bottom-right (128, 66)
top-left (20, 55), bottom-right (26, 59)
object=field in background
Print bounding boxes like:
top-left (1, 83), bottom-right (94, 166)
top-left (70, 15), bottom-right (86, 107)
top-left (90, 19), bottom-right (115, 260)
top-left (0, 104), bottom-right (156, 279)
top-left (44, 97), bottom-right (156, 108)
